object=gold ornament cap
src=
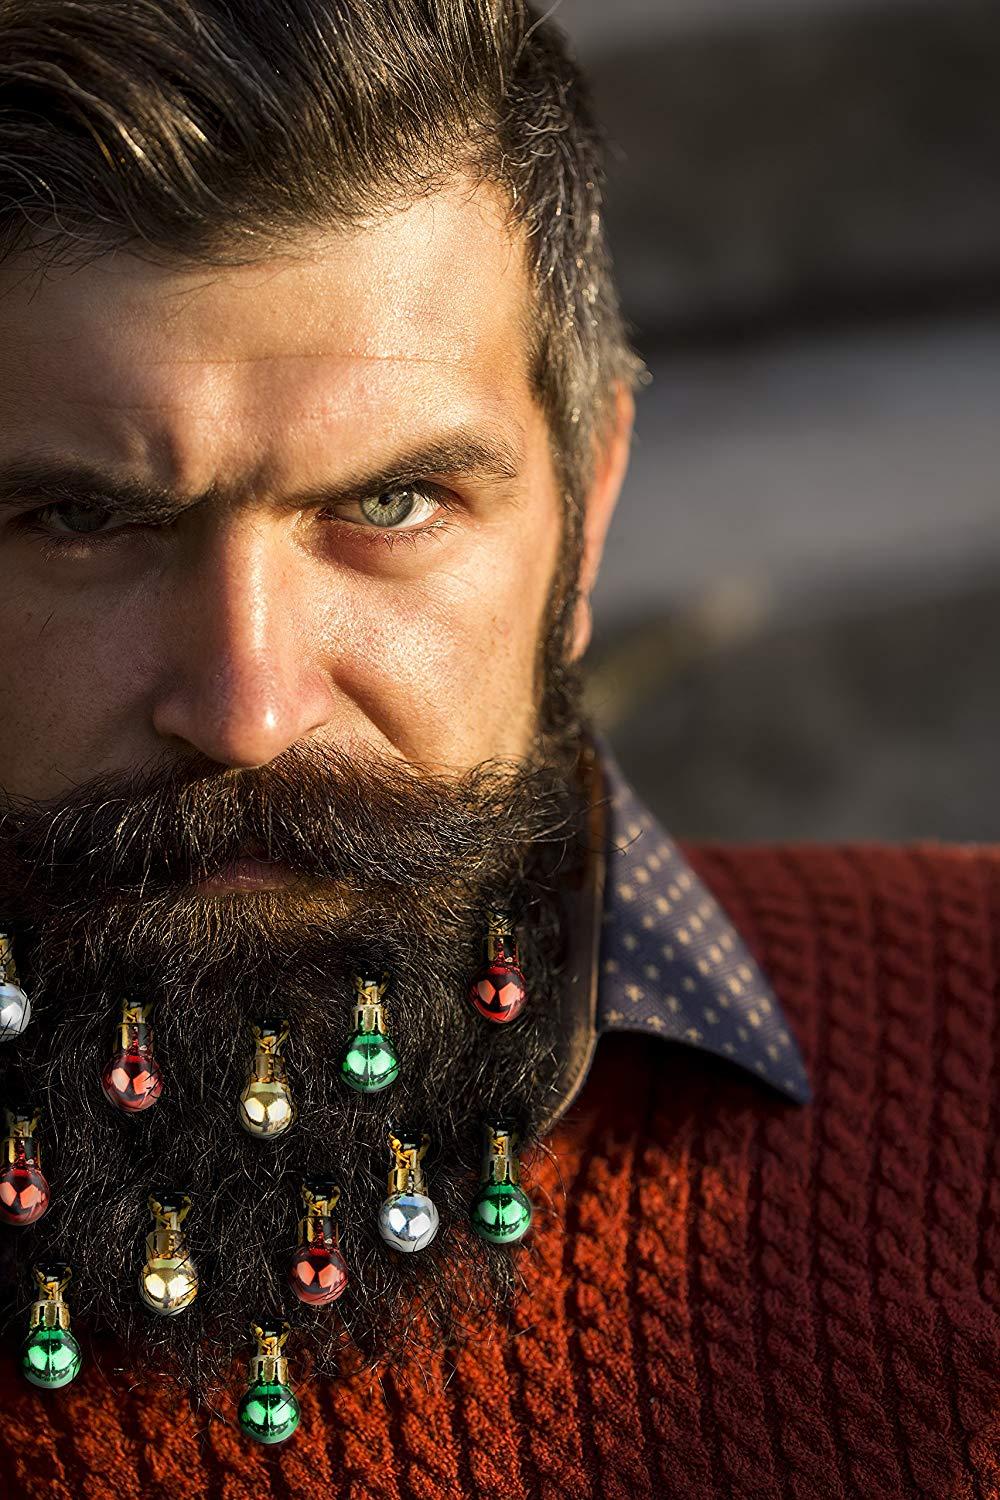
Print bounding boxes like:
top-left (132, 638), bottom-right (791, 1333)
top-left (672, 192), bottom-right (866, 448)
top-left (352, 974), bottom-right (389, 1034)
top-left (0, 930), bottom-right (18, 984)
top-left (481, 1121), bottom-right (521, 1187)
top-left (29, 1263), bottom-right (72, 1331)
top-left (248, 1320), bottom-right (291, 1385)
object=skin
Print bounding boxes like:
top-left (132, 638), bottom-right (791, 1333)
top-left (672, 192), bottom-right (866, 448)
top-left (0, 179), bottom-right (633, 834)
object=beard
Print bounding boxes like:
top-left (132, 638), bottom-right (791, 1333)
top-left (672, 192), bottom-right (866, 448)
top-left (0, 684), bottom-right (590, 1408)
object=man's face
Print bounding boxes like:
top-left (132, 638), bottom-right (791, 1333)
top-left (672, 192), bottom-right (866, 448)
top-left (0, 181), bottom-right (564, 804)
top-left (0, 180), bottom-right (631, 1386)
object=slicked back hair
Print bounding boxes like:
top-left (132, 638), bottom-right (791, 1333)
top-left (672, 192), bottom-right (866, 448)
top-left (0, 0), bottom-right (641, 500)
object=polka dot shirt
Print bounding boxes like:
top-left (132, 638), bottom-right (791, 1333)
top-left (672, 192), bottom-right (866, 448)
top-left (595, 739), bottom-right (811, 1104)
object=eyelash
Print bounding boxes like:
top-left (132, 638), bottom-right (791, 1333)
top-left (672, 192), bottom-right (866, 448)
top-left (16, 485), bottom-right (457, 556)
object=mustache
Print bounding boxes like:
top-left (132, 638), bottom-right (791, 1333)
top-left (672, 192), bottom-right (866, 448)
top-left (0, 742), bottom-right (581, 904)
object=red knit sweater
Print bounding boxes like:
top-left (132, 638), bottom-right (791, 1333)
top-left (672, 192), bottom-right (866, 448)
top-left (2, 843), bottom-right (998, 1499)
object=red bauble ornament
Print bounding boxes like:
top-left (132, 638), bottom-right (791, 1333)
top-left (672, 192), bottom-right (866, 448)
top-left (0, 1108), bottom-right (50, 1226)
top-left (102, 1000), bottom-right (162, 1112)
top-left (290, 1180), bottom-right (349, 1307)
top-left (468, 909), bottom-right (528, 1024)
top-left (289, 1242), bottom-right (349, 1306)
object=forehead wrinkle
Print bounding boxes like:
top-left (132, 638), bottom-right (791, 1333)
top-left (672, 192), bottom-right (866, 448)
top-left (52, 349), bottom-right (491, 414)
top-left (134, 348), bottom-right (483, 369)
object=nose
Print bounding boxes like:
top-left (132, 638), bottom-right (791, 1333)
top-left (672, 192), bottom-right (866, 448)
top-left (151, 515), bottom-right (334, 768)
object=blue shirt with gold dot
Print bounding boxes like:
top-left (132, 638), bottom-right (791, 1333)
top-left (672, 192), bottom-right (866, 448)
top-left (595, 739), bottom-right (811, 1105)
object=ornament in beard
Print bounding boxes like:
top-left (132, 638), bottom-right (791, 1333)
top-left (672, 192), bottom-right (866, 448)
top-left (0, 737), bottom-right (589, 1406)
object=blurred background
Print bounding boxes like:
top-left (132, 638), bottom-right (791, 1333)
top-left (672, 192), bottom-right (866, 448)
top-left (558, 0), bottom-right (1000, 841)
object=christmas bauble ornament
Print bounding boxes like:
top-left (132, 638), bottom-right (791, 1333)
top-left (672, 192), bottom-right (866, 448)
top-left (238, 1322), bottom-right (300, 1444)
top-left (467, 907), bottom-right (528, 1024)
top-left (0, 929), bottom-right (30, 1041)
top-left (238, 1020), bottom-right (297, 1140)
top-left (22, 1264), bottom-right (82, 1390)
top-left (378, 1131), bottom-right (439, 1253)
top-left (0, 1106), bottom-right (50, 1226)
top-left (101, 999), bottom-right (162, 1112)
top-left (139, 1192), bottom-right (198, 1315)
top-left (340, 974), bottom-right (399, 1094)
top-left (289, 1178), bottom-right (349, 1306)
top-left (469, 1122), bottom-right (532, 1245)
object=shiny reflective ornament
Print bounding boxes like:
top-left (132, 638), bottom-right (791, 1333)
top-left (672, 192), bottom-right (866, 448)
top-left (0, 929), bottom-right (31, 1041)
top-left (467, 907), bottom-right (528, 1024)
top-left (238, 1321), bottom-right (301, 1445)
top-left (139, 1192), bottom-right (198, 1315)
top-left (469, 1122), bottom-right (532, 1245)
top-left (289, 1178), bottom-right (349, 1306)
top-left (378, 1131), bottom-right (439, 1253)
top-left (238, 1020), bottom-right (297, 1140)
top-left (0, 1106), bottom-right (50, 1226)
top-left (22, 1263), bottom-right (82, 1389)
top-left (101, 999), bottom-right (162, 1112)
top-left (340, 974), bottom-right (399, 1093)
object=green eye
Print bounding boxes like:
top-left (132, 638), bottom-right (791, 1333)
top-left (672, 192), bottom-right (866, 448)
top-left (357, 488), bottom-right (438, 529)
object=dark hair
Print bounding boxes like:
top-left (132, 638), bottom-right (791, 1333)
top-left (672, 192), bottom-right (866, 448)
top-left (0, 0), bottom-right (641, 495)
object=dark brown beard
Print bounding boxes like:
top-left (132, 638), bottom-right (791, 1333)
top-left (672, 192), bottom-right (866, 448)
top-left (0, 741), bottom-right (588, 1401)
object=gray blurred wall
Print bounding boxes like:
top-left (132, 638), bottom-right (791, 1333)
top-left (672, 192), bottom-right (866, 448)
top-left (551, 0), bottom-right (1000, 840)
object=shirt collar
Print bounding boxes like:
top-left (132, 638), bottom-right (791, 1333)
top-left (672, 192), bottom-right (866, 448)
top-left (595, 736), bottom-right (811, 1105)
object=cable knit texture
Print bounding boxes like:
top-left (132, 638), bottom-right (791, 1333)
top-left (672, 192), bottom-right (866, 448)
top-left (2, 843), bottom-right (998, 1499)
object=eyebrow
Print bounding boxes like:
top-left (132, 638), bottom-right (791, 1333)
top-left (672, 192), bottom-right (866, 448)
top-left (0, 428), bottom-right (525, 524)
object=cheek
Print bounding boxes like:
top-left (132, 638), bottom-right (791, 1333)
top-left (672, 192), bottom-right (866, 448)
top-left (0, 581), bottom-right (157, 795)
top-left (322, 509), bottom-right (561, 768)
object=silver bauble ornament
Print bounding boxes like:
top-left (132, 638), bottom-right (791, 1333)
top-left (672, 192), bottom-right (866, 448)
top-left (380, 1131), bottom-right (438, 1253)
top-left (0, 931), bottom-right (29, 1041)
top-left (0, 980), bottom-right (30, 1041)
top-left (377, 1191), bottom-right (439, 1253)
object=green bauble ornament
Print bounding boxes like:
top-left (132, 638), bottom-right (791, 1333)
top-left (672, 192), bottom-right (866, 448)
top-left (341, 1031), bottom-right (399, 1093)
top-left (470, 1181), bottom-right (533, 1245)
top-left (22, 1264), bottom-right (82, 1390)
top-left (22, 1327), bottom-right (82, 1390)
top-left (238, 1322), bottom-right (300, 1445)
top-left (470, 1123), bottom-right (533, 1246)
top-left (238, 1380), bottom-right (301, 1445)
top-left (340, 975), bottom-right (399, 1094)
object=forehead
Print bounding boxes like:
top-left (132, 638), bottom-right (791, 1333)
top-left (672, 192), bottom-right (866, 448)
top-left (0, 180), bottom-right (533, 490)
